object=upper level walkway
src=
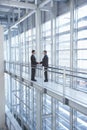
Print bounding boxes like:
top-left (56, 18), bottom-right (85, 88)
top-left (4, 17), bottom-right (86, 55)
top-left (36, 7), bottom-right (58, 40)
top-left (4, 61), bottom-right (87, 116)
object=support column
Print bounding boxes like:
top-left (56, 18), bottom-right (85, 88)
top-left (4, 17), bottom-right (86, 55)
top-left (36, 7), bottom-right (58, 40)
top-left (50, 0), bottom-right (57, 81)
top-left (8, 29), bottom-right (13, 112)
top-left (0, 26), bottom-right (5, 128)
top-left (36, 8), bottom-right (41, 61)
top-left (51, 0), bottom-right (56, 66)
top-left (70, 0), bottom-right (74, 87)
top-left (36, 90), bottom-right (42, 130)
top-left (51, 98), bottom-right (56, 130)
top-left (70, 0), bottom-right (74, 130)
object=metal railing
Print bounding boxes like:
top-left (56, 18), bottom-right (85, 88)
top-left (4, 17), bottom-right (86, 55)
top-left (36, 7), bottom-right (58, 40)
top-left (4, 61), bottom-right (87, 93)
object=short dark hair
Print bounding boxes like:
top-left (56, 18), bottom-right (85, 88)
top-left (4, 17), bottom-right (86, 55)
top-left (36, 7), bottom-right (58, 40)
top-left (32, 50), bottom-right (35, 53)
top-left (44, 50), bottom-right (47, 53)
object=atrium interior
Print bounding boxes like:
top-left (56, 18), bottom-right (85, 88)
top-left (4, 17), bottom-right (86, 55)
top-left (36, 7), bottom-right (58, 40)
top-left (0, 0), bottom-right (87, 130)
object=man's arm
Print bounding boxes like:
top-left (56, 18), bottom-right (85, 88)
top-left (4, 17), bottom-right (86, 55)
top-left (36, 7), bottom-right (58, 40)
top-left (31, 55), bottom-right (38, 65)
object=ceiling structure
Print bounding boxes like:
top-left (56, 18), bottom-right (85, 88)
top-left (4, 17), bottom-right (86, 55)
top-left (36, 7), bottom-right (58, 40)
top-left (0, 0), bottom-right (38, 30)
top-left (0, 0), bottom-right (51, 31)
top-left (0, 0), bottom-right (67, 30)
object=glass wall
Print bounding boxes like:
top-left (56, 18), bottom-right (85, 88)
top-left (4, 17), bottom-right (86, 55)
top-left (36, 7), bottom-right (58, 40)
top-left (4, 0), bottom-right (87, 130)
top-left (74, 111), bottom-right (87, 129)
top-left (76, 4), bottom-right (87, 69)
top-left (56, 101), bottom-right (70, 130)
top-left (56, 12), bottom-right (70, 67)
top-left (41, 10), bottom-right (52, 65)
top-left (73, 0), bottom-right (87, 91)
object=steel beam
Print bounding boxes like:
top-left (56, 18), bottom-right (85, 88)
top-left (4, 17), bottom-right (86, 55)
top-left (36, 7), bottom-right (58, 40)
top-left (0, 0), bottom-right (37, 10)
top-left (0, 9), bottom-right (20, 14)
top-left (39, 0), bottom-right (51, 8)
top-left (40, 7), bottom-right (51, 11)
top-left (13, 10), bottom-right (35, 26)
top-left (54, 0), bottom-right (67, 1)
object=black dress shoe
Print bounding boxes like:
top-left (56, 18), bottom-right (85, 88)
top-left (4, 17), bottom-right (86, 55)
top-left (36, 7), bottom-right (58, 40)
top-left (44, 80), bottom-right (48, 82)
top-left (31, 79), bottom-right (37, 81)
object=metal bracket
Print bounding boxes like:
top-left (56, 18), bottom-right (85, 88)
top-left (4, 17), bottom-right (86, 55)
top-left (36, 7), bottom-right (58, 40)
top-left (44, 88), bottom-right (47, 93)
top-left (31, 82), bottom-right (33, 87)
top-left (15, 75), bottom-right (17, 78)
top-left (63, 98), bottom-right (69, 106)
top-left (21, 77), bottom-right (24, 82)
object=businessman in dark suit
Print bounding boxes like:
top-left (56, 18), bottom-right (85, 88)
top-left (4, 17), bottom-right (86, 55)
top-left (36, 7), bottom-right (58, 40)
top-left (40, 50), bottom-right (48, 82)
top-left (31, 50), bottom-right (38, 81)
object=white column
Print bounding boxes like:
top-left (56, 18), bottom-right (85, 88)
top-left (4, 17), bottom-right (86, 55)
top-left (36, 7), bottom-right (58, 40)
top-left (0, 26), bottom-right (5, 128)
top-left (70, 0), bottom-right (74, 129)
top-left (36, 8), bottom-right (41, 61)
top-left (36, 90), bottom-right (42, 130)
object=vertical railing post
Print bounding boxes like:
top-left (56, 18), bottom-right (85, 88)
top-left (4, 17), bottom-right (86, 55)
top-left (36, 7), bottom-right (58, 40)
top-left (4, 60), bottom-right (5, 71)
top-left (63, 67), bottom-right (66, 103)
top-left (42, 66), bottom-right (44, 84)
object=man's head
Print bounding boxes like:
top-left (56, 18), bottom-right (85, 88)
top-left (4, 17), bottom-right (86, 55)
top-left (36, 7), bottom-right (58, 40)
top-left (43, 50), bottom-right (47, 55)
top-left (32, 50), bottom-right (35, 55)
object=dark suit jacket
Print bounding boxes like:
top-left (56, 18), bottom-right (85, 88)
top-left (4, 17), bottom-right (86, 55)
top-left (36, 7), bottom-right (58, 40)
top-left (31, 55), bottom-right (38, 67)
top-left (40, 55), bottom-right (48, 67)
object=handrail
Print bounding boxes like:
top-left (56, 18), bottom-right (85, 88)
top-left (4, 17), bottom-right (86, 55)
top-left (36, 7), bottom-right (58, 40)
top-left (4, 60), bottom-right (87, 74)
top-left (4, 61), bottom-right (87, 80)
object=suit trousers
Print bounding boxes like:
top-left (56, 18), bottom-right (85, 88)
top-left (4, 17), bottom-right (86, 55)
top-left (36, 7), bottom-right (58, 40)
top-left (31, 67), bottom-right (36, 80)
top-left (44, 67), bottom-right (48, 81)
